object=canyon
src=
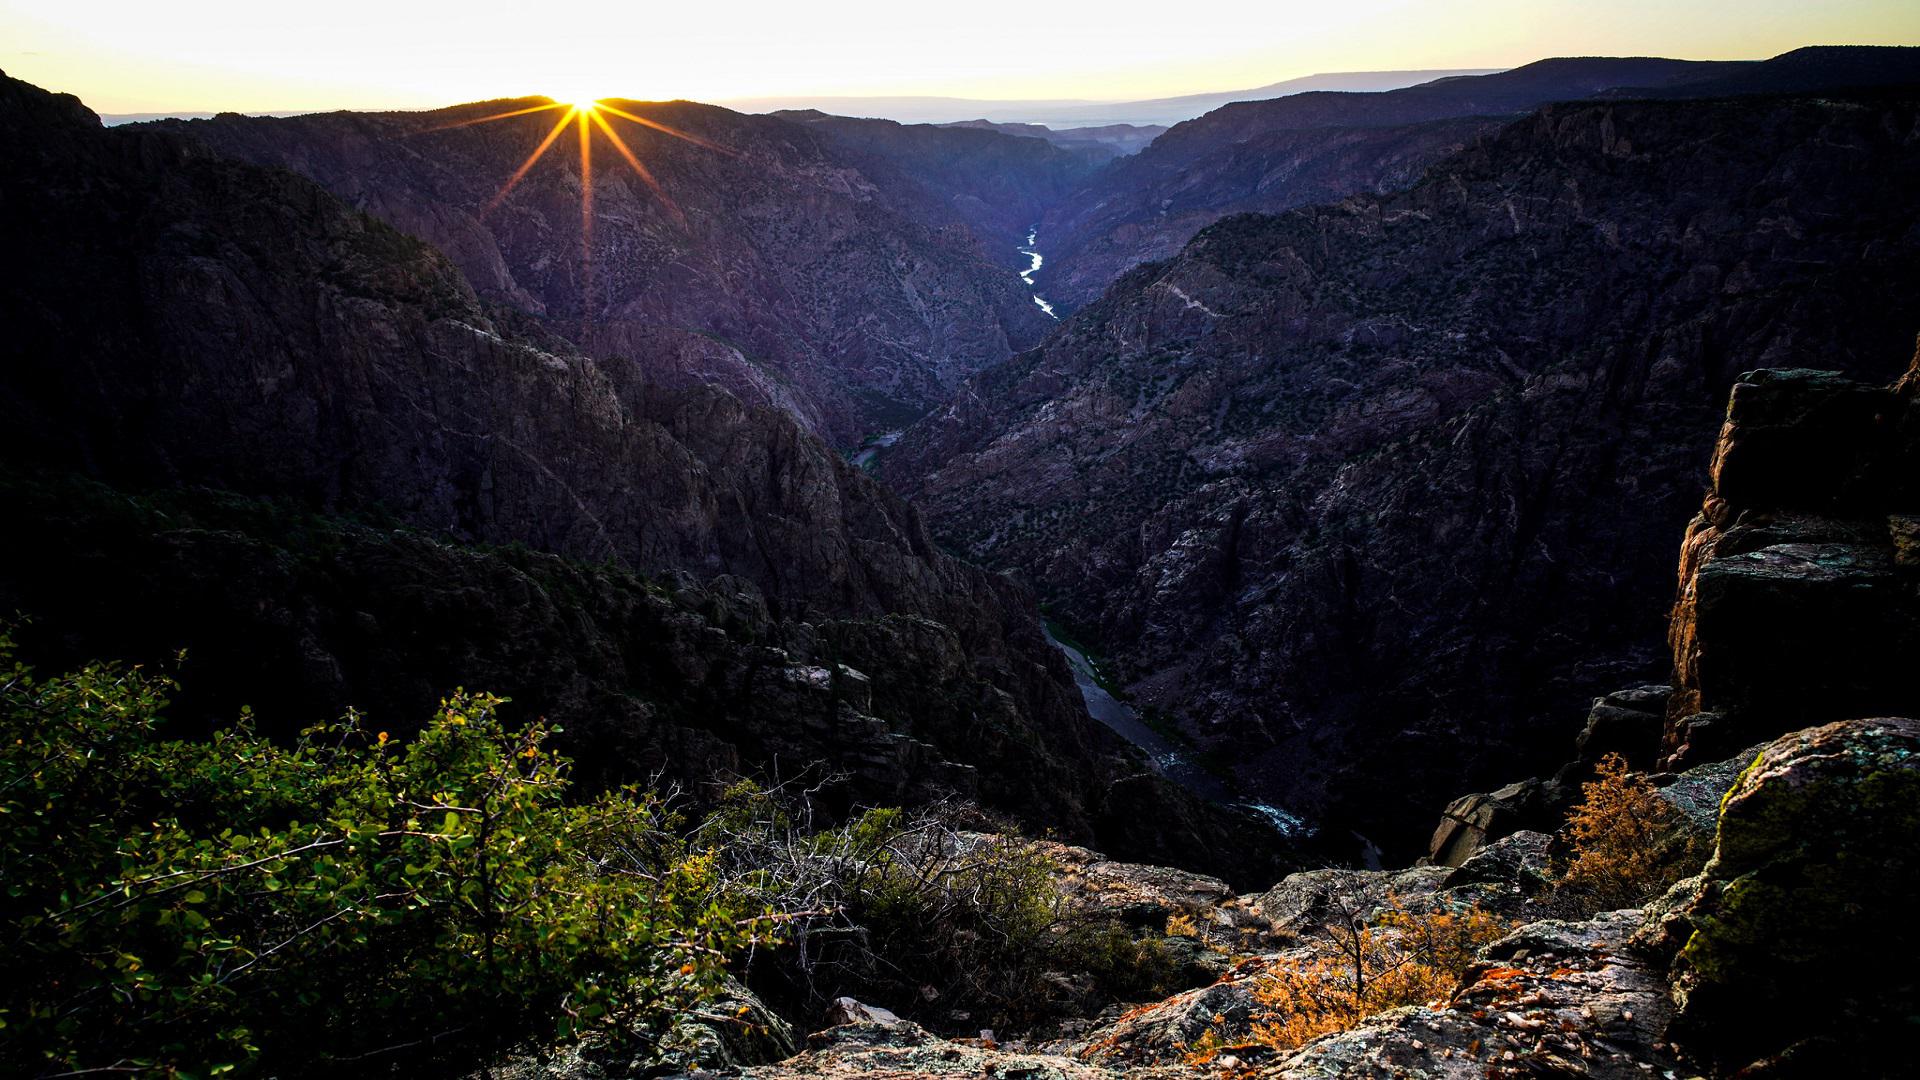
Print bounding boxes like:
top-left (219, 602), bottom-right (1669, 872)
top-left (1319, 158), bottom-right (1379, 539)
top-left (3, 39), bottom-right (1919, 1079)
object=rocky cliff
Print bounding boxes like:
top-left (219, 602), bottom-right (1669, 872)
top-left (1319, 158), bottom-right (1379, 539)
top-left (889, 90), bottom-right (1920, 853)
top-left (1664, 357), bottom-right (1920, 767)
top-left (142, 97), bottom-right (1064, 443)
top-left (0, 72), bottom-right (1287, 880)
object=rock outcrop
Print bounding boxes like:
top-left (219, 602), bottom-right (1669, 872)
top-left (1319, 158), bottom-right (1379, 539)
top-left (1659, 717), bottom-right (1920, 1073)
top-left (1265, 912), bottom-right (1683, 1079)
top-left (892, 89), bottom-right (1920, 855)
top-left (1665, 361), bottom-right (1920, 767)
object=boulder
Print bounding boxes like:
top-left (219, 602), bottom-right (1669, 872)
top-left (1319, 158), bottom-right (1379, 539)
top-left (1035, 840), bottom-right (1235, 927)
top-left (658, 978), bottom-right (801, 1071)
top-left (1649, 743), bottom-right (1766, 839)
top-left (485, 977), bottom-right (797, 1078)
top-left (1439, 830), bottom-right (1553, 897)
top-left (1666, 717), bottom-right (1920, 1073)
top-left (822, 998), bottom-right (903, 1028)
top-left (1427, 779), bottom-right (1561, 867)
top-left (1060, 952), bottom-right (1298, 1067)
top-left (1669, 536), bottom-right (1916, 764)
top-left (1706, 368), bottom-right (1896, 515)
top-left (1250, 866), bottom-right (1450, 938)
top-left (1574, 684), bottom-right (1670, 770)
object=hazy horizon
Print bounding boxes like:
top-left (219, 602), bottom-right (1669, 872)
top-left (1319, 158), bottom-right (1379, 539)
top-left (5, 0), bottom-right (1918, 117)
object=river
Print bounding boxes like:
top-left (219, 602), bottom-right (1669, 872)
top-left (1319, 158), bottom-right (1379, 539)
top-left (1018, 228), bottom-right (1058, 319)
top-left (1044, 625), bottom-right (1318, 847)
top-left (850, 430), bottom-right (901, 469)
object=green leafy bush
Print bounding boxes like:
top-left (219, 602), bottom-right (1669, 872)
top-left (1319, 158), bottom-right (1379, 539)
top-left (0, 630), bottom-right (764, 1077)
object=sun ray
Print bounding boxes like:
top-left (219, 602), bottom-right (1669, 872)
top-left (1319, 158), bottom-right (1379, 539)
top-left (588, 107), bottom-right (686, 224)
top-left (594, 103), bottom-right (736, 157)
top-left (417, 100), bottom-right (567, 134)
top-left (577, 105), bottom-right (594, 314)
top-left (486, 105), bottom-right (578, 213)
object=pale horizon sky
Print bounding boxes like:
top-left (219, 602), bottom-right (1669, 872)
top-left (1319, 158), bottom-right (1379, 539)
top-left (3, 0), bottom-right (1918, 115)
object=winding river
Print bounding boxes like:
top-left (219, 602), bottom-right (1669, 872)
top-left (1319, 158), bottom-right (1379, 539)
top-left (1018, 228), bottom-right (1058, 319)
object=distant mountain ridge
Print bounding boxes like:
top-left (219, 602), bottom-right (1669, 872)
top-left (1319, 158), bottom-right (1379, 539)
top-left (719, 68), bottom-right (1504, 128)
top-left (936, 119), bottom-right (1166, 160)
top-left (1033, 47), bottom-right (1920, 310)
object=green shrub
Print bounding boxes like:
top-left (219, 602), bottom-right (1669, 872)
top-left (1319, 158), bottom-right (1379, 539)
top-left (0, 630), bottom-right (763, 1077)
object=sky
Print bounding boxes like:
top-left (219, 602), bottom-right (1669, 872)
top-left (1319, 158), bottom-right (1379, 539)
top-left (3, 0), bottom-right (1917, 114)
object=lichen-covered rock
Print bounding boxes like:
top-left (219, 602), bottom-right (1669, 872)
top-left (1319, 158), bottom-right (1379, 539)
top-left (1059, 952), bottom-right (1301, 1067)
top-left (1436, 830), bottom-right (1554, 918)
top-left (1034, 840), bottom-right (1235, 927)
top-left (660, 980), bottom-right (803, 1072)
top-left (1649, 743), bottom-right (1765, 840)
top-left (1667, 717), bottom-right (1920, 1073)
top-left (486, 978), bottom-right (797, 1078)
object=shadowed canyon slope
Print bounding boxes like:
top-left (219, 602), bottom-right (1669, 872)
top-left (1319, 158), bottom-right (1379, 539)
top-left (1034, 49), bottom-right (1920, 312)
top-left (141, 97), bottom-right (1095, 443)
top-left (0, 72), bottom-right (1290, 882)
top-left (888, 89), bottom-right (1920, 853)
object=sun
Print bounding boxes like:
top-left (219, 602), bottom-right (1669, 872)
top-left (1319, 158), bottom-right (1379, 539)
top-left (415, 88), bottom-right (733, 331)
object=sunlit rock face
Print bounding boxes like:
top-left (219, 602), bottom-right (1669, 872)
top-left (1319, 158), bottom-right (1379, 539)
top-left (145, 99), bottom-right (1095, 444)
top-left (889, 90), bottom-right (1920, 855)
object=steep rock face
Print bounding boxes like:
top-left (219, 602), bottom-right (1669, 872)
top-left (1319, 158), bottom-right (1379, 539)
top-left (1034, 57), bottom-right (1745, 309)
top-left (892, 92), bottom-right (1920, 852)
top-left (0, 73), bottom-right (1281, 876)
top-left (1665, 360), bottom-right (1920, 766)
top-left (145, 97), bottom-right (1057, 442)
